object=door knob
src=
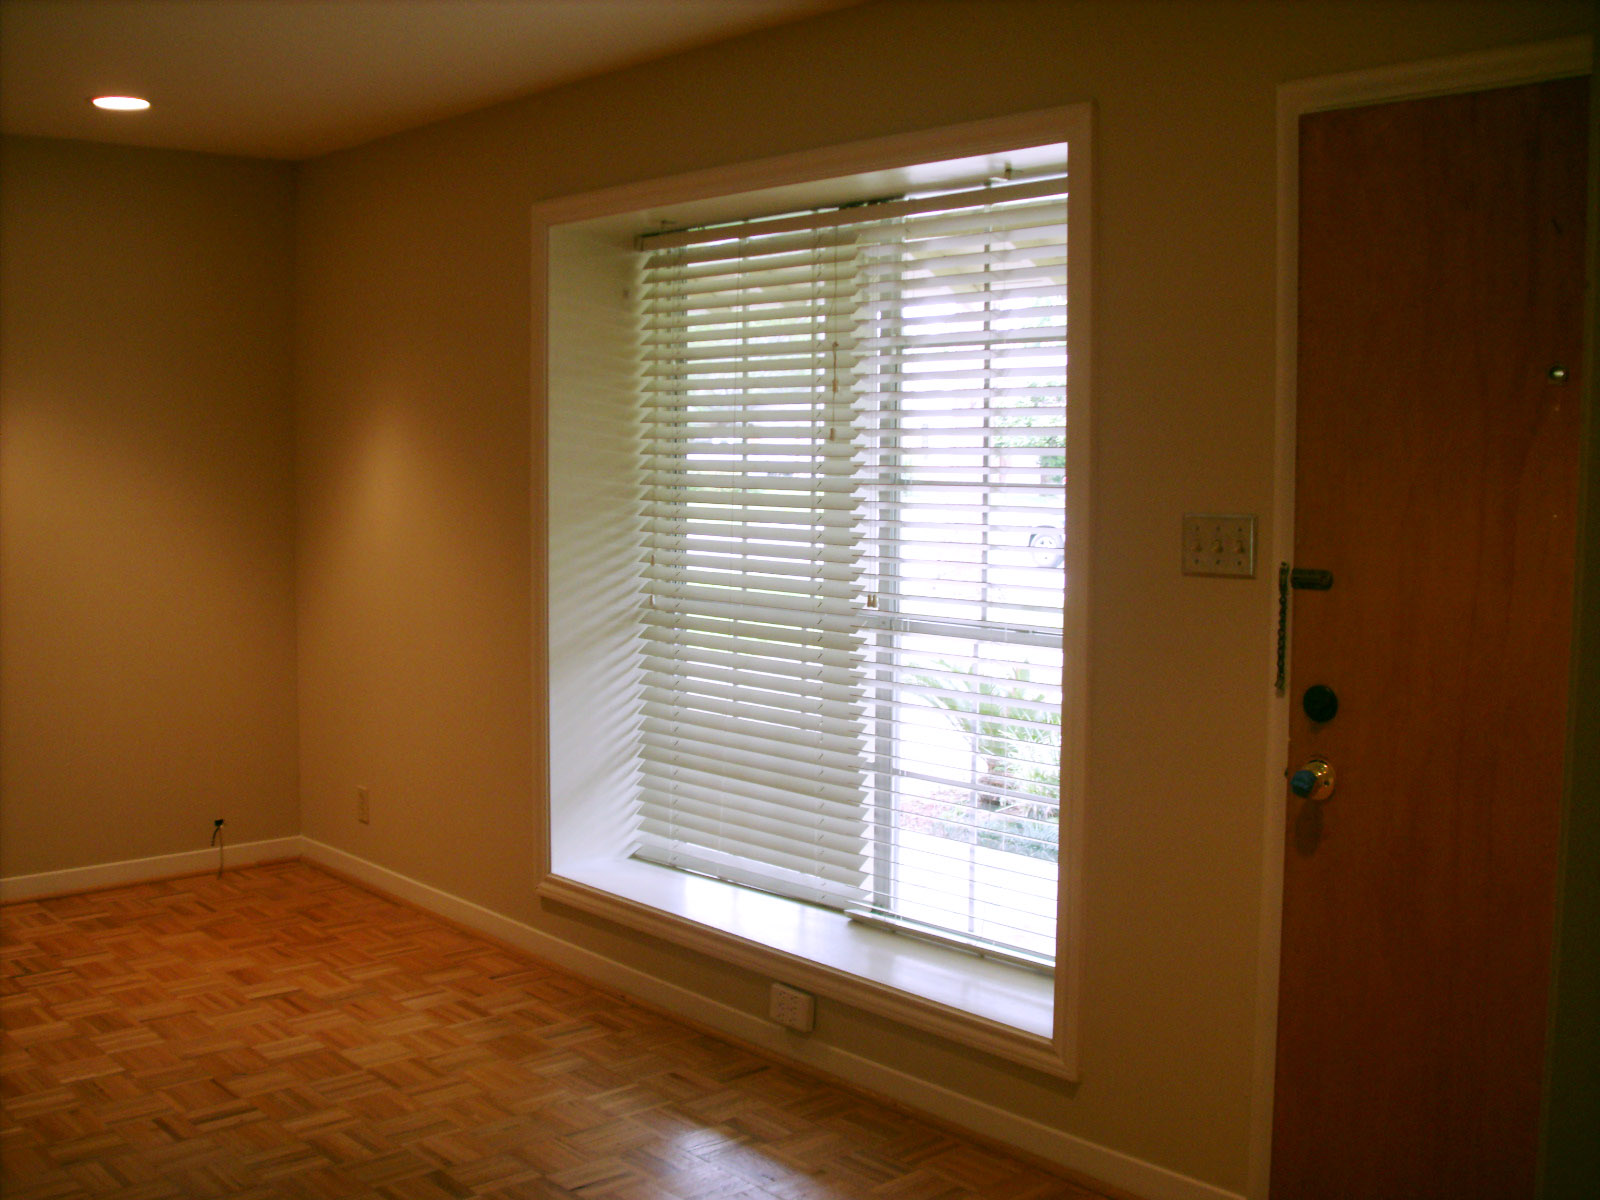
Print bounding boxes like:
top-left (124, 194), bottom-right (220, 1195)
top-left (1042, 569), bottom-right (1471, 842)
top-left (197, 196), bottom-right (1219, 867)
top-left (1289, 757), bottom-right (1335, 802)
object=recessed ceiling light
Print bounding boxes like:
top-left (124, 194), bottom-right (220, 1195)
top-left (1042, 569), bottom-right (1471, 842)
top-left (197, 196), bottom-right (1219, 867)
top-left (92, 96), bottom-right (150, 112)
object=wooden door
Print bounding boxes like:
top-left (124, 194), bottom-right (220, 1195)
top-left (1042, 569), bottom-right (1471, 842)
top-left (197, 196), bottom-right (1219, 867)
top-left (1272, 77), bottom-right (1588, 1199)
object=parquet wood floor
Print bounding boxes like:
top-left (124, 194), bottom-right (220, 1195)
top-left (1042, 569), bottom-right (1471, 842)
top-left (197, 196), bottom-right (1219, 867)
top-left (2, 862), bottom-right (1116, 1200)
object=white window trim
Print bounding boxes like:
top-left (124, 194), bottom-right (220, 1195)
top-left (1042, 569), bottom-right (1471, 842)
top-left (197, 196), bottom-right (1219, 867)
top-left (535, 105), bottom-right (1091, 1080)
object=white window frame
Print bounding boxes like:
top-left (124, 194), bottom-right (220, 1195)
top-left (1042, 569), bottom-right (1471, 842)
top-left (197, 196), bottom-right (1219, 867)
top-left (535, 106), bottom-right (1091, 1078)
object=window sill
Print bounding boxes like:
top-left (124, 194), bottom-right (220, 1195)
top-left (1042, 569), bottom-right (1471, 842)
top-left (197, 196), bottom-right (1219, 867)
top-left (539, 857), bottom-right (1073, 1079)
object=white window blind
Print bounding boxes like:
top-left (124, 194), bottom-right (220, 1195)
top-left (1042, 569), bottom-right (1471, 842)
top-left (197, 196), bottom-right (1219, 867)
top-left (634, 171), bottom-right (1067, 966)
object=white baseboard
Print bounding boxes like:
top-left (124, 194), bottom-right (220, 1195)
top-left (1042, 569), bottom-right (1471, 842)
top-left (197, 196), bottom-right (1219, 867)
top-left (0, 836), bottom-right (304, 902)
top-left (300, 838), bottom-right (1242, 1200)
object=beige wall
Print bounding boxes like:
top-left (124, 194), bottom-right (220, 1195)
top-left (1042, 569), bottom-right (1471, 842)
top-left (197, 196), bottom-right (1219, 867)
top-left (0, 137), bottom-right (299, 876)
top-left (290, 2), bottom-right (1593, 1190)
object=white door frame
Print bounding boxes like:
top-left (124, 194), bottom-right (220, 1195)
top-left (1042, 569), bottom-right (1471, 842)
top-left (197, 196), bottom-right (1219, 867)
top-left (1248, 35), bottom-right (1594, 1200)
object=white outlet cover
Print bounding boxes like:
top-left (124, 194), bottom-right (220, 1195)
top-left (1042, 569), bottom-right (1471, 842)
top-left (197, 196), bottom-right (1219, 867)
top-left (769, 982), bottom-right (815, 1032)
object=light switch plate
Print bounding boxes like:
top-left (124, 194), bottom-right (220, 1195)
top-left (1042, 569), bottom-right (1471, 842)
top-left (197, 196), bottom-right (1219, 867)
top-left (1182, 513), bottom-right (1257, 577)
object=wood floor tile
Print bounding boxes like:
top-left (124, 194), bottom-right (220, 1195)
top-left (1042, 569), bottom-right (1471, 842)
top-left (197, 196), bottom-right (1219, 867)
top-left (3, 864), bottom-right (1121, 1199)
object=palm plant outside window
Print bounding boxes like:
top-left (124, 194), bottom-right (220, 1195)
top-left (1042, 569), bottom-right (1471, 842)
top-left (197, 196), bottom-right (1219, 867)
top-left (634, 169), bottom-right (1067, 967)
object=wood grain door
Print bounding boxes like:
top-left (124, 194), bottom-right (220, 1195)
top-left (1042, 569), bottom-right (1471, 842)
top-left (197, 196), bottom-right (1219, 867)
top-left (1272, 77), bottom-right (1588, 1199)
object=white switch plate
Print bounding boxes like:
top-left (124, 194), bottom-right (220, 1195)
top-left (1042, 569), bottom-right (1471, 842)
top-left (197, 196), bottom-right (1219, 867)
top-left (1182, 513), bottom-right (1257, 577)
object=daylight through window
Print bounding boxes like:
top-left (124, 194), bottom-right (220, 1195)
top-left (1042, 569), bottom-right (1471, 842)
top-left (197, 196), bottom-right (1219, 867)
top-left (632, 169), bottom-right (1068, 967)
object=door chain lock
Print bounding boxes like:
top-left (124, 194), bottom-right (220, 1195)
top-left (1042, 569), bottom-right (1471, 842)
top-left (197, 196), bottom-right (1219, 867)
top-left (1276, 563), bottom-right (1336, 693)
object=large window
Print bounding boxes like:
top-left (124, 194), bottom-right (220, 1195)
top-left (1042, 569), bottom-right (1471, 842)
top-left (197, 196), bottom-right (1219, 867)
top-left (634, 179), bottom-right (1066, 967)
top-left (540, 108), bottom-right (1088, 1076)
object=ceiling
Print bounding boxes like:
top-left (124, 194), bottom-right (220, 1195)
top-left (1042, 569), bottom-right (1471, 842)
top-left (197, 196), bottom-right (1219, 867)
top-left (0, 0), bottom-right (861, 160)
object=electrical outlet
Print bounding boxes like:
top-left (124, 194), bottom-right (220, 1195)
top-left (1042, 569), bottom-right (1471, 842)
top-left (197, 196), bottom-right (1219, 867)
top-left (1182, 513), bottom-right (1257, 578)
top-left (769, 982), bottom-right (815, 1032)
top-left (357, 786), bottom-right (370, 825)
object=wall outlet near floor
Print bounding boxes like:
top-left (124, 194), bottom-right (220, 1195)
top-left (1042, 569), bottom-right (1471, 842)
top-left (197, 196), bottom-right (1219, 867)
top-left (769, 982), bottom-right (815, 1033)
top-left (357, 786), bottom-right (370, 825)
top-left (1182, 512), bottom-right (1257, 577)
